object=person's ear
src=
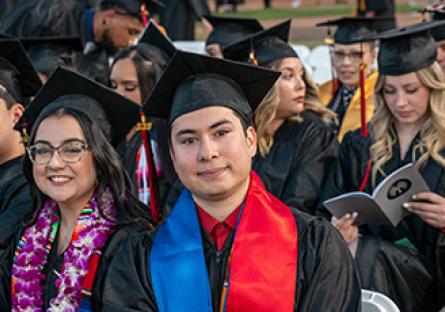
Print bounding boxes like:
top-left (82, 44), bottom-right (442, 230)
top-left (10, 103), bottom-right (24, 127)
top-left (245, 126), bottom-right (257, 157)
top-left (101, 9), bottom-right (116, 27)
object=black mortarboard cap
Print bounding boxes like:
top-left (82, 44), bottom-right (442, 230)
top-left (364, 20), bottom-right (445, 75)
top-left (425, 6), bottom-right (445, 41)
top-left (316, 16), bottom-right (394, 44)
top-left (223, 20), bottom-right (297, 65)
top-left (137, 21), bottom-right (176, 68)
top-left (143, 50), bottom-right (280, 125)
top-left (204, 15), bottom-right (263, 49)
top-left (20, 36), bottom-right (83, 78)
top-left (18, 67), bottom-right (140, 146)
top-left (100, 0), bottom-right (163, 20)
top-left (0, 39), bottom-right (42, 104)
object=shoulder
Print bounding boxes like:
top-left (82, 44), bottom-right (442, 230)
top-left (292, 209), bottom-right (340, 243)
top-left (342, 129), bottom-right (372, 150)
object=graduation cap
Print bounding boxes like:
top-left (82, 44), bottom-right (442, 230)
top-left (424, 6), bottom-right (445, 41)
top-left (17, 66), bottom-right (140, 146)
top-left (136, 21), bottom-right (176, 68)
top-left (143, 50), bottom-right (280, 125)
top-left (100, 0), bottom-right (163, 21)
top-left (223, 20), bottom-right (297, 66)
top-left (204, 15), bottom-right (264, 49)
top-left (0, 39), bottom-right (42, 104)
top-left (364, 20), bottom-right (445, 76)
top-left (316, 16), bottom-right (394, 44)
top-left (19, 36), bottom-right (83, 78)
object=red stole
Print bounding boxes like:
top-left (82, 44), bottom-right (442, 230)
top-left (227, 171), bottom-right (298, 311)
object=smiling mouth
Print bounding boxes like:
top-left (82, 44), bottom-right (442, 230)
top-left (48, 176), bottom-right (72, 183)
top-left (197, 167), bottom-right (227, 177)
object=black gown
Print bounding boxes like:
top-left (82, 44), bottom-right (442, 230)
top-left (0, 222), bottom-right (147, 311)
top-left (98, 184), bottom-right (361, 312)
top-left (0, 156), bottom-right (32, 249)
top-left (159, 0), bottom-right (210, 40)
top-left (0, 0), bottom-right (109, 83)
top-left (319, 129), bottom-right (445, 311)
top-left (356, 0), bottom-right (396, 32)
top-left (253, 111), bottom-right (338, 215)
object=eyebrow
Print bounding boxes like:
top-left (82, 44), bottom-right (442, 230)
top-left (175, 118), bottom-right (233, 137)
top-left (33, 138), bottom-right (85, 146)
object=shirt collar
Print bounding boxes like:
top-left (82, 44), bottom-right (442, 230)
top-left (196, 204), bottom-right (241, 235)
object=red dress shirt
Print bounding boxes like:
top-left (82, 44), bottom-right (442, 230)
top-left (197, 205), bottom-right (241, 251)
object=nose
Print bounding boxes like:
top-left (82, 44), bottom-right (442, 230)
top-left (294, 75), bottom-right (305, 91)
top-left (47, 150), bottom-right (66, 170)
top-left (199, 136), bottom-right (219, 161)
top-left (437, 47), bottom-right (445, 61)
top-left (395, 91), bottom-right (408, 108)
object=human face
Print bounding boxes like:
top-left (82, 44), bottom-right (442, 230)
top-left (436, 40), bottom-right (445, 74)
top-left (170, 106), bottom-right (256, 202)
top-left (205, 43), bottom-right (224, 59)
top-left (276, 57), bottom-right (306, 119)
top-left (383, 73), bottom-right (430, 128)
top-left (110, 58), bottom-right (142, 105)
top-left (102, 14), bottom-right (143, 52)
top-left (333, 43), bottom-right (375, 89)
top-left (32, 115), bottom-right (97, 210)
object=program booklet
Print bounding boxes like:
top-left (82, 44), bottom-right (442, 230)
top-left (323, 163), bottom-right (430, 226)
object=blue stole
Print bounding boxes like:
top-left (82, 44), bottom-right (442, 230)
top-left (79, 298), bottom-right (93, 311)
top-left (150, 189), bottom-right (213, 312)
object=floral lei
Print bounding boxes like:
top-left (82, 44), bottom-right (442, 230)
top-left (11, 188), bottom-right (116, 311)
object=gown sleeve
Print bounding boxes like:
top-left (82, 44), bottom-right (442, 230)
top-left (96, 226), bottom-right (157, 312)
top-left (295, 212), bottom-right (362, 312)
top-left (281, 116), bottom-right (339, 215)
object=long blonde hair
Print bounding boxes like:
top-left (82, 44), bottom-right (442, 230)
top-left (370, 62), bottom-right (445, 186)
top-left (255, 58), bottom-right (336, 157)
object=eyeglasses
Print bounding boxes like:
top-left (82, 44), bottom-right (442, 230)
top-left (333, 51), bottom-right (363, 63)
top-left (27, 140), bottom-right (89, 165)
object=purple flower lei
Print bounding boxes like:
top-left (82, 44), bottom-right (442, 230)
top-left (12, 188), bottom-right (116, 311)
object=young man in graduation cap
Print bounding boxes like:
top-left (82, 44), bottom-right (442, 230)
top-left (100, 50), bottom-right (361, 311)
top-left (0, 39), bottom-right (41, 248)
top-left (317, 17), bottom-right (384, 141)
top-left (203, 15), bottom-right (263, 58)
top-left (1, 0), bottom-right (155, 83)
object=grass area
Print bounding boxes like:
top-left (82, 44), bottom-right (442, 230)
top-left (215, 3), bottom-right (422, 20)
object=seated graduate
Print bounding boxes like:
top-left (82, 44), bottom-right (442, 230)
top-left (319, 21), bottom-right (445, 311)
top-left (223, 20), bottom-right (338, 215)
top-left (0, 67), bottom-right (151, 311)
top-left (110, 22), bottom-right (176, 212)
top-left (0, 39), bottom-right (41, 248)
top-left (99, 50), bottom-right (361, 311)
top-left (203, 15), bottom-right (263, 58)
top-left (317, 17), bottom-right (383, 141)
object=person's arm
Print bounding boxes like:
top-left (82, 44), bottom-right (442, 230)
top-left (96, 228), bottom-right (158, 312)
top-left (295, 215), bottom-right (362, 312)
top-left (281, 121), bottom-right (339, 215)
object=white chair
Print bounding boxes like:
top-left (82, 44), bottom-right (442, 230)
top-left (291, 44), bottom-right (311, 62)
top-left (361, 289), bottom-right (400, 312)
top-left (307, 45), bottom-right (331, 70)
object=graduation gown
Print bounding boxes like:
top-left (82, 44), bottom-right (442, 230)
top-left (0, 156), bottom-right (32, 249)
top-left (253, 111), bottom-right (338, 215)
top-left (318, 71), bottom-right (378, 142)
top-left (0, 222), bottom-right (145, 311)
top-left (98, 172), bottom-right (361, 311)
top-left (356, 0), bottom-right (396, 32)
top-left (319, 129), bottom-right (445, 311)
top-left (159, 0), bottom-right (210, 40)
top-left (1, 0), bottom-right (109, 83)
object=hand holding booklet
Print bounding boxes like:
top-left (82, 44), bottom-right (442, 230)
top-left (323, 163), bottom-right (430, 226)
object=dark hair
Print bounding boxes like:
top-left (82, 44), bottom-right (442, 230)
top-left (110, 45), bottom-right (162, 103)
top-left (0, 84), bottom-right (22, 109)
top-left (23, 107), bottom-right (152, 228)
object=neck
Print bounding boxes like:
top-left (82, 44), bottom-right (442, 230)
top-left (267, 118), bottom-right (285, 136)
top-left (0, 134), bottom-right (24, 166)
top-left (193, 176), bottom-right (250, 222)
top-left (395, 119), bottom-right (426, 160)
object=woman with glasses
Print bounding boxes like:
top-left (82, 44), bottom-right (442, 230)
top-left (224, 21), bottom-right (337, 215)
top-left (319, 22), bottom-right (445, 311)
top-left (0, 67), bottom-right (151, 311)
